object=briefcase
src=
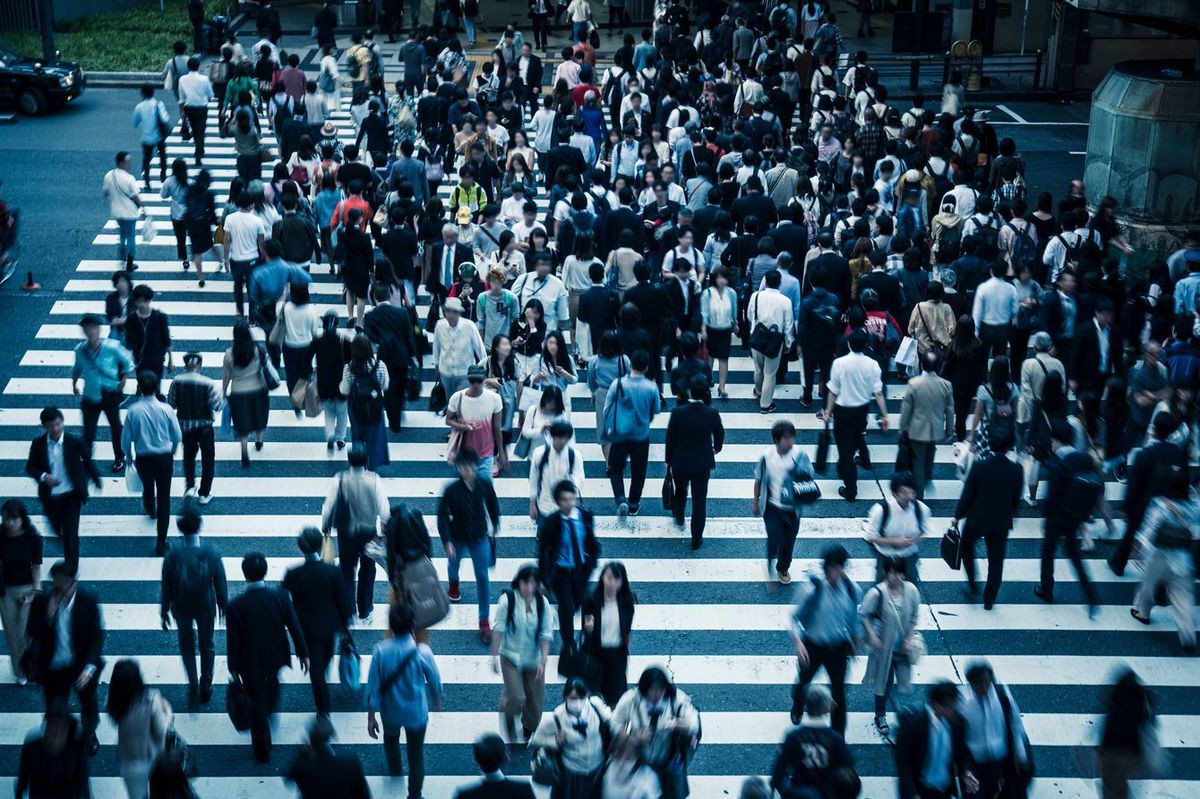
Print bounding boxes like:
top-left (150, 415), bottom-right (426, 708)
top-left (940, 521), bottom-right (964, 570)
top-left (814, 420), bottom-right (831, 475)
top-left (226, 678), bottom-right (252, 731)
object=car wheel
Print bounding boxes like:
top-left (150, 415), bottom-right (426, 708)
top-left (18, 87), bottom-right (47, 115)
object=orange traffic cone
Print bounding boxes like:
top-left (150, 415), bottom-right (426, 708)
top-left (21, 271), bottom-right (39, 291)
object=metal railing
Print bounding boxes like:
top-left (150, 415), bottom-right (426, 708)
top-left (0, 0), bottom-right (39, 33)
top-left (837, 50), bottom-right (1045, 92)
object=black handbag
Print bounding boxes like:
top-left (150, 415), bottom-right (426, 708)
top-left (406, 373), bottom-right (421, 402)
top-left (748, 295), bottom-right (785, 358)
top-left (895, 431), bottom-right (914, 472)
top-left (662, 466), bottom-right (675, 511)
top-left (429, 379), bottom-right (447, 413)
top-left (940, 520), bottom-right (964, 570)
top-left (558, 633), bottom-right (602, 684)
top-left (792, 477), bottom-right (821, 505)
top-left (814, 420), bottom-right (831, 475)
top-left (226, 678), bottom-right (253, 732)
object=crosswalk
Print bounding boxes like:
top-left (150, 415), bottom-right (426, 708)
top-left (1, 98), bottom-right (1197, 799)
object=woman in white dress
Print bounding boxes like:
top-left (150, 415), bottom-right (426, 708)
top-left (318, 44), bottom-right (341, 113)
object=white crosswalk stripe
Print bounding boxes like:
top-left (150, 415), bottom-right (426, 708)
top-left (1, 95), bottom-right (1195, 797)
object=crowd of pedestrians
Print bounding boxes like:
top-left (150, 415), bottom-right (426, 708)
top-left (8, 0), bottom-right (1200, 797)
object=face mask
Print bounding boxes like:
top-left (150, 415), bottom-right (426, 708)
top-left (566, 698), bottom-right (586, 716)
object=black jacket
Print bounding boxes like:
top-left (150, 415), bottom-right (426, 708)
top-left (226, 585), bottom-right (309, 680)
top-left (894, 707), bottom-right (973, 799)
top-left (624, 281), bottom-right (671, 347)
top-left (857, 270), bottom-right (904, 322)
top-left (123, 309), bottom-right (172, 371)
top-left (26, 587), bottom-right (104, 678)
top-left (581, 592), bottom-right (634, 655)
top-left (664, 276), bottom-right (700, 332)
top-left (807, 251), bottom-right (852, 307)
top-left (954, 453), bottom-right (1023, 534)
top-left (730, 193), bottom-right (778, 231)
top-left (665, 400), bottom-right (725, 471)
top-left (766, 222), bottom-right (809, 263)
top-left (1124, 440), bottom-right (1187, 529)
top-left (17, 724), bottom-right (90, 799)
top-left (355, 113), bottom-right (390, 157)
top-left (161, 541), bottom-right (228, 619)
top-left (604, 207), bottom-right (645, 253)
top-left (536, 509), bottom-right (601, 582)
top-left (1039, 290), bottom-right (1076, 346)
top-left (1043, 448), bottom-right (1100, 530)
top-left (437, 478), bottom-right (501, 544)
top-left (287, 746), bottom-right (371, 799)
top-left (578, 285), bottom-right (620, 339)
top-left (1071, 319), bottom-right (1122, 390)
top-left (771, 723), bottom-right (855, 799)
top-left (25, 432), bottom-right (100, 506)
top-left (272, 214), bottom-right (319, 264)
top-left (377, 225), bottom-right (419, 283)
top-left (309, 333), bottom-right (352, 401)
top-left (362, 303), bottom-right (417, 367)
top-left (105, 290), bottom-right (130, 327)
top-left (454, 779), bottom-right (537, 799)
top-left (517, 55), bottom-right (543, 92)
top-left (283, 558), bottom-right (351, 644)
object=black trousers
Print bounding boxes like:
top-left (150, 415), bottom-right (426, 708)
top-left (1040, 519), bottom-right (1098, 605)
top-left (383, 724), bottom-right (426, 797)
top-left (791, 639), bottom-right (852, 733)
top-left (174, 608), bottom-right (216, 689)
top-left (43, 492), bottom-right (82, 568)
top-left (550, 567), bottom-right (589, 652)
top-left (305, 628), bottom-right (335, 716)
top-left (243, 671), bottom-right (281, 762)
top-left (81, 390), bottom-right (123, 462)
top-left (1010, 327), bottom-right (1032, 381)
top-left (282, 344), bottom-right (311, 396)
top-left (141, 141), bottom-right (167, 184)
top-left (966, 757), bottom-right (1008, 799)
top-left (953, 385), bottom-right (976, 441)
top-left (170, 219), bottom-right (188, 262)
top-left (961, 527), bottom-right (1008, 608)
top-left (530, 14), bottom-right (550, 48)
top-left (833, 403), bottom-right (870, 497)
top-left (182, 105), bottom-right (209, 160)
top-left (1109, 507), bottom-right (1146, 576)
top-left (595, 647), bottom-right (628, 708)
top-left (338, 529), bottom-right (377, 618)
top-left (979, 322), bottom-right (1011, 361)
top-left (135, 452), bottom-right (174, 544)
top-left (801, 347), bottom-right (834, 403)
top-left (671, 469), bottom-right (711, 542)
top-left (607, 438), bottom-right (650, 507)
top-left (383, 358), bottom-right (408, 432)
top-left (909, 438), bottom-right (936, 499)
top-left (43, 666), bottom-right (99, 738)
top-left (182, 426), bottom-right (215, 496)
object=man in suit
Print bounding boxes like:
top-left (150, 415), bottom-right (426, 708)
top-left (515, 41), bottom-right (543, 115)
top-left (282, 527), bottom-right (350, 717)
top-left (536, 480), bottom-right (600, 656)
top-left (623, 261), bottom-right (671, 387)
top-left (227, 551), bottom-right (310, 762)
top-left (730, 176), bottom-right (778, 232)
top-left (391, 139), bottom-right (429, 206)
top-left (454, 733), bottom-right (536, 798)
top-left (576, 262), bottom-right (620, 355)
top-left (161, 503), bottom-right (227, 706)
top-left (665, 374), bottom-right (725, 548)
top-left (1034, 421), bottom-right (1101, 616)
top-left (25, 407), bottom-right (101, 569)
top-left (805, 232), bottom-right (853, 308)
top-left (953, 430), bottom-right (1024, 609)
top-left (899, 352), bottom-right (955, 500)
top-left (428, 223), bottom-right (474, 306)
top-left (363, 283), bottom-right (418, 433)
top-left (25, 560), bottom-right (104, 755)
top-left (286, 715), bottom-right (371, 799)
top-left (895, 681), bottom-right (978, 799)
top-left (603, 186), bottom-right (644, 254)
top-left (1038, 269), bottom-right (1077, 368)
top-left (662, 256), bottom-right (700, 373)
top-left (1070, 297), bottom-right (1120, 439)
top-left (1109, 411), bottom-right (1188, 576)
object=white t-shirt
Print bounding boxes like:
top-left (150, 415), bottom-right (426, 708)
top-left (448, 388), bottom-right (503, 458)
top-left (103, 169), bottom-right (140, 220)
top-left (224, 210), bottom-right (269, 262)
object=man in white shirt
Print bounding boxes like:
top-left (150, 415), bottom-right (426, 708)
top-left (1042, 212), bottom-right (1100, 284)
top-left (746, 270), bottom-right (794, 414)
top-left (972, 261), bottom-right (1019, 360)
top-left (959, 662), bottom-right (1030, 799)
top-left (102, 151), bottom-right (144, 271)
top-left (512, 252), bottom-right (569, 331)
top-left (819, 329), bottom-right (889, 502)
top-left (529, 419), bottom-right (585, 521)
top-left (942, 173), bottom-right (979, 219)
top-left (222, 192), bottom-right (270, 318)
top-left (176, 56), bottom-right (215, 165)
top-left (530, 96), bottom-right (558, 156)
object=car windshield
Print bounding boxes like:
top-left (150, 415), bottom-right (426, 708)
top-left (0, 41), bottom-right (21, 67)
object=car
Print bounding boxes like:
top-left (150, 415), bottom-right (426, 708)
top-left (0, 39), bottom-right (86, 115)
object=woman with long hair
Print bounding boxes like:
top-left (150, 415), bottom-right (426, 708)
top-left (968, 355), bottom-right (1019, 459)
top-left (700, 266), bottom-right (738, 398)
top-left (518, 385), bottom-right (569, 454)
top-left (610, 667), bottom-right (700, 797)
top-left (221, 318), bottom-right (274, 466)
top-left (524, 227), bottom-right (553, 274)
top-left (588, 330), bottom-right (631, 461)
top-left (232, 108), bottom-right (265, 185)
top-left (581, 561), bottom-right (636, 707)
top-left (340, 207), bottom-right (374, 329)
top-left (309, 309), bottom-right (352, 452)
top-left (942, 315), bottom-right (987, 441)
top-left (510, 298), bottom-right (547, 375)
top-left (107, 659), bottom-right (171, 799)
top-left (528, 330), bottom-right (578, 412)
top-left (160, 158), bottom-right (190, 271)
top-left (182, 169), bottom-right (216, 286)
top-left (0, 499), bottom-right (41, 685)
top-left (340, 334), bottom-right (391, 471)
top-left (859, 557), bottom-right (922, 735)
top-left (1099, 670), bottom-right (1160, 798)
top-left (484, 333), bottom-right (520, 442)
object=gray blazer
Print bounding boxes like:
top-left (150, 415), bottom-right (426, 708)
top-left (899, 372), bottom-right (955, 443)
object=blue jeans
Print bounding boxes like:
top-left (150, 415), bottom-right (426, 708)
top-left (116, 218), bottom-right (137, 263)
top-left (764, 504), bottom-right (800, 574)
top-left (572, 20), bottom-right (589, 40)
top-left (448, 537), bottom-right (491, 622)
top-left (464, 15), bottom-right (476, 43)
top-left (477, 455), bottom-right (494, 484)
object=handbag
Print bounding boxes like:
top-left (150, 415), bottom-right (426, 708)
top-left (940, 520), bottom-right (964, 570)
top-left (514, 433), bottom-right (533, 460)
top-left (126, 466), bottom-right (143, 495)
top-left (895, 335), bottom-right (918, 368)
top-left (429, 379), bottom-right (447, 413)
top-left (814, 419), bottom-right (831, 474)
top-left (557, 632), bottom-right (602, 683)
top-left (530, 716), bottom-right (563, 786)
top-left (518, 380), bottom-right (544, 412)
top-left (338, 633), bottom-right (362, 697)
top-left (303, 380), bottom-right (321, 417)
top-left (895, 431), bottom-right (914, 472)
top-left (792, 476), bottom-right (821, 505)
top-left (406, 373), bottom-right (421, 402)
top-left (289, 377), bottom-right (309, 411)
top-left (900, 630), bottom-right (927, 664)
top-left (226, 678), bottom-right (253, 731)
top-left (662, 466), bottom-right (675, 511)
top-left (320, 530), bottom-right (337, 564)
top-left (140, 215), bottom-right (158, 243)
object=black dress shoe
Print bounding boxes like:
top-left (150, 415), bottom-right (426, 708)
top-left (837, 486), bottom-right (856, 502)
top-left (200, 683), bottom-right (213, 704)
top-left (87, 734), bottom-right (100, 756)
top-left (1032, 586), bottom-right (1054, 604)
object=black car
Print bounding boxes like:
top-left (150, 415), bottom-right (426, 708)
top-left (0, 40), bottom-right (85, 115)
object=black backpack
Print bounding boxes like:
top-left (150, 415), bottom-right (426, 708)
top-left (175, 548), bottom-right (212, 614)
top-left (1006, 221), bottom-right (1037, 270)
top-left (1057, 233), bottom-right (1084, 273)
top-left (349, 361), bottom-right (385, 426)
top-left (984, 385), bottom-right (1016, 444)
top-left (852, 65), bottom-right (877, 94)
top-left (971, 217), bottom-right (1000, 260)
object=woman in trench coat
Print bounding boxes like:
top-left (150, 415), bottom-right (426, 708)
top-left (860, 556), bottom-right (923, 735)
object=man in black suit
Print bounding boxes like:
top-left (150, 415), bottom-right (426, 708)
top-left (577, 262), bottom-right (620, 350)
top-left (286, 715), bottom-right (371, 799)
top-left (363, 283), bottom-right (418, 432)
top-left (161, 503), bottom-right (227, 706)
top-left (428, 223), bottom-right (474, 305)
top-left (25, 560), bottom-right (104, 755)
top-left (535, 480), bottom-right (600, 656)
top-left (623, 261), bottom-right (671, 386)
top-left (665, 374), bottom-right (725, 548)
top-left (1034, 421), bottom-right (1101, 615)
top-left (541, 143), bottom-right (587, 191)
top-left (662, 256), bottom-right (700, 372)
top-left (603, 186), bottom-right (644, 254)
top-left (895, 681), bottom-right (978, 799)
top-left (767, 204), bottom-right (810, 264)
top-left (1109, 411), bottom-right (1188, 576)
top-left (806, 232), bottom-right (853, 308)
top-left (1070, 297), bottom-right (1120, 438)
top-left (516, 41), bottom-right (543, 115)
top-left (282, 527), bottom-right (350, 717)
top-left (454, 733), bottom-right (536, 798)
top-left (857, 252), bottom-right (904, 322)
top-left (227, 551), bottom-right (310, 763)
top-left (25, 407), bottom-right (101, 569)
top-left (730, 176), bottom-right (778, 232)
top-left (1039, 269), bottom-right (1077, 368)
top-left (953, 430), bottom-right (1024, 609)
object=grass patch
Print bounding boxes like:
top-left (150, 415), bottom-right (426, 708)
top-left (2, 0), bottom-right (233, 72)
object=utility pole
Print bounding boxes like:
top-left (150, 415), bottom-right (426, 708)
top-left (37, 0), bottom-right (56, 63)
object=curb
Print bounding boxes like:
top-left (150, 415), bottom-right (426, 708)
top-left (86, 72), bottom-right (162, 88)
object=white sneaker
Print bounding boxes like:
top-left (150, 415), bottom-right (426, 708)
top-left (184, 487), bottom-right (197, 498)
top-left (15, 675), bottom-right (27, 686)
top-left (198, 494), bottom-right (213, 506)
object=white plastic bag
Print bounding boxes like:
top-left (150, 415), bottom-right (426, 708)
top-left (952, 441), bottom-right (973, 481)
top-left (895, 336), bottom-right (918, 368)
top-left (140, 215), bottom-right (157, 243)
top-left (125, 467), bottom-right (142, 495)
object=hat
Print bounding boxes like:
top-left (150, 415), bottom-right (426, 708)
top-left (1184, 248), bottom-right (1200, 264)
top-left (974, 109), bottom-right (991, 121)
top-left (456, 206), bottom-right (473, 224)
top-left (904, 169), bottom-right (922, 184)
top-left (443, 296), bottom-right (465, 314)
top-left (1032, 331), bottom-right (1052, 352)
top-left (183, 351), bottom-right (203, 366)
top-left (466, 364), bottom-right (487, 381)
top-left (459, 262), bottom-right (478, 279)
top-left (78, 313), bottom-right (103, 328)
top-left (320, 121), bottom-right (337, 137)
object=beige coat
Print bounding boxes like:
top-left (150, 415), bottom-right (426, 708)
top-left (908, 300), bottom-right (956, 355)
top-left (900, 371), bottom-right (955, 443)
top-left (859, 580), bottom-right (921, 696)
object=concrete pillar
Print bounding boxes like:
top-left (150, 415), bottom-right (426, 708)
top-left (950, 0), bottom-right (973, 42)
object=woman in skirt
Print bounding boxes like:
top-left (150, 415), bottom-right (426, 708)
top-left (221, 319), bottom-right (274, 467)
top-left (700, 265), bottom-right (737, 399)
top-left (340, 334), bottom-right (391, 471)
top-left (529, 678), bottom-right (612, 799)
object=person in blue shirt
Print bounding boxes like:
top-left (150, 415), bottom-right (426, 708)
top-left (601, 348), bottom-right (662, 520)
top-left (72, 314), bottom-right (136, 473)
top-left (367, 604), bottom-right (443, 793)
top-left (536, 480), bottom-right (600, 655)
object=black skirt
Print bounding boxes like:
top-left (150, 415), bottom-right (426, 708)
top-left (705, 326), bottom-right (733, 360)
top-left (186, 220), bottom-right (213, 254)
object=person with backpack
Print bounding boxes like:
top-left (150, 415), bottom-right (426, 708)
top-left (530, 419), bottom-right (586, 522)
top-left (490, 565), bottom-right (555, 744)
top-left (340, 334), bottom-right (391, 471)
top-left (771, 685), bottom-right (855, 799)
top-left (967, 356), bottom-right (1020, 461)
top-left (530, 677), bottom-right (613, 798)
top-left (1128, 467), bottom-right (1199, 652)
top-left (367, 604), bottom-right (443, 792)
top-left (321, 443), bottom-right (389, 621)
top-left (1042, 212), bottom-right (1095, 285)
top-left (283, 526), bottom-right (350, 717)
top-left (972, 260), bottom-right (1019, 361)
top-left (862, 472), bottom-right (930, 582)
top-left (160, 503), bottom-right (227, 707)
top-left (961, 196), bottom-right (1002, 262)
top-left (930, 198), bottom-right (963, 265)
top-left (1034, 420), bottom-right (1101, 617)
